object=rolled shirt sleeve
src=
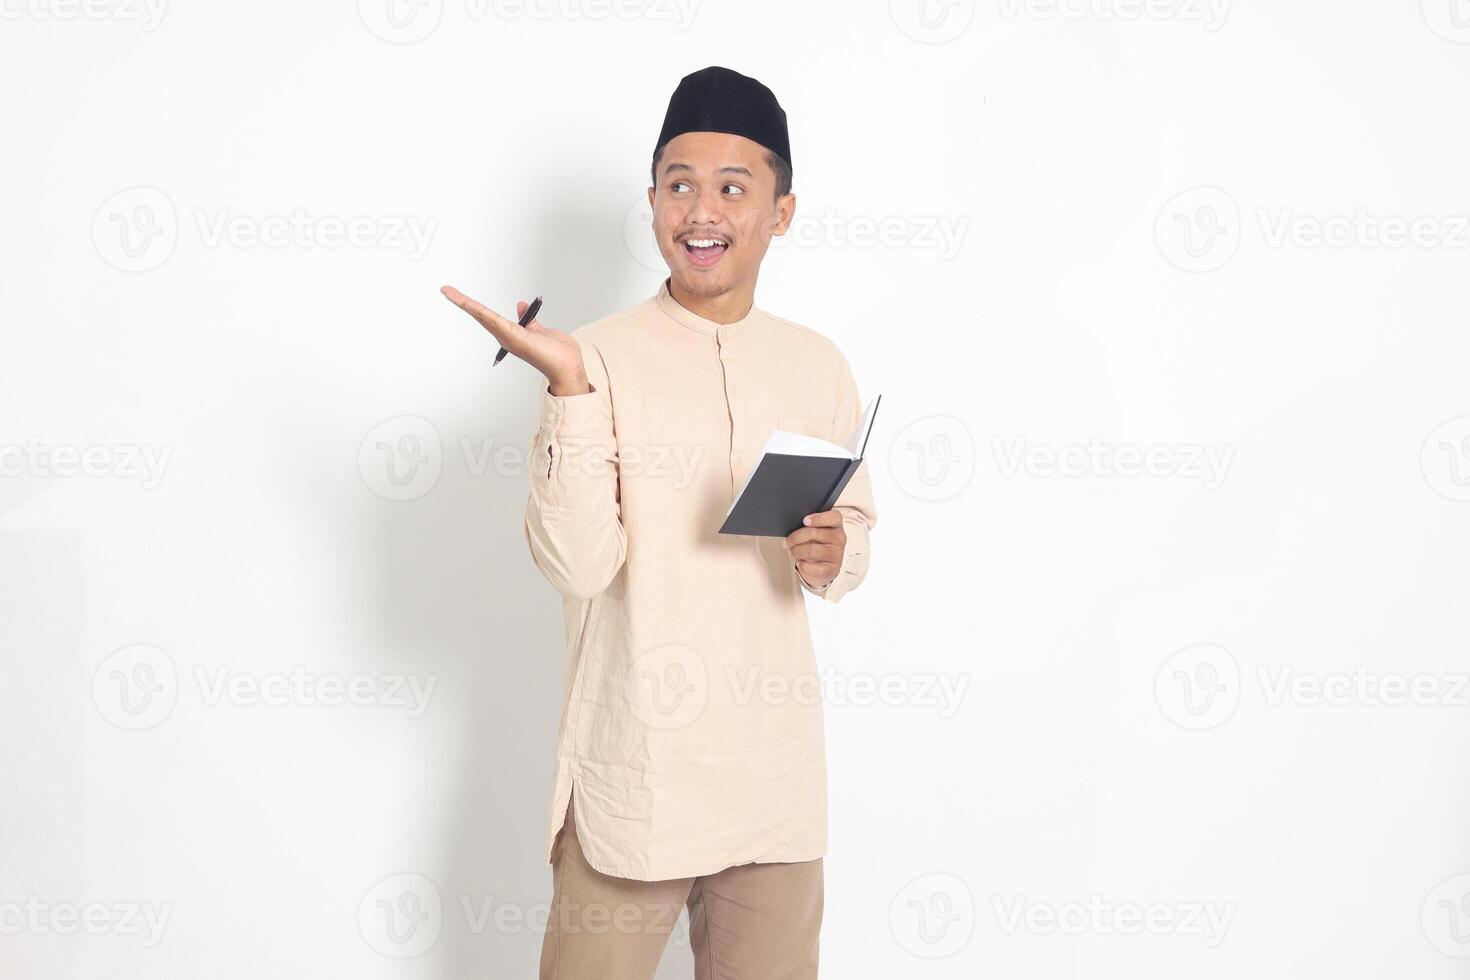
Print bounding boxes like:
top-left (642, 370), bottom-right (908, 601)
top-left (522, 339), bottom-right (628, 600)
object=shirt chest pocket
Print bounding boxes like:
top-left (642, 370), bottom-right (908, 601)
top-left (777, 415), bottom-right (831, 442)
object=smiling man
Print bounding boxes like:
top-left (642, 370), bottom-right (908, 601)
top-left (441, 66), bottom-right (877, 980)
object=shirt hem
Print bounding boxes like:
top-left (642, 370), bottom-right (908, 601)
top-left (576, 846), bottom-right (828, 882)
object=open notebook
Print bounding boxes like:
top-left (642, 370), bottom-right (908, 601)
top-left (719, 396), bottom-right (881, 537)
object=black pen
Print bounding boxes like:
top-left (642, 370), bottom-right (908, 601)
top-left (494, 295), bottom-right (543, 367)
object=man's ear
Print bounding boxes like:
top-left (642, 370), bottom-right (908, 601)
top-left (771, 192), bottom-right (796, 237)
top-left (647, 186), bottom-right (656, 209)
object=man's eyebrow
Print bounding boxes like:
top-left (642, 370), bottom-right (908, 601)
top-left (660, 162), bottom-right (755, 178)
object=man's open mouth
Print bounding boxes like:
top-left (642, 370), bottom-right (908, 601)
top-left (682, 237), bottom-right (729, 268)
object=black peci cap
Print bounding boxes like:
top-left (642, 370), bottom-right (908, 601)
top-left (654, 66), bottom-right (791, 173)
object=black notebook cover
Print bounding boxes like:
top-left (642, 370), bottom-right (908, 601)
top-left (719, 455), bottom-right (863, 537)
top-left (719, 395), bottom-right (880, 537)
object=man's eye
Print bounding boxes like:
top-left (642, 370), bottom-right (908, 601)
top-left (671, 181), bottom-right (692, 193)
top-left (724, 184), bottom-right (745, 195)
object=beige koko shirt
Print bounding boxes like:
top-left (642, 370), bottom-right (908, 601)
top-left (523, 277), bottom-right (877, 881)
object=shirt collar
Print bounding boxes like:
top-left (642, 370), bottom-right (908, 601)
top-left (654, 277), bottom-right (760, 337)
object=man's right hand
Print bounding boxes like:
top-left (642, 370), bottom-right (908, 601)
top-left (440, 285), bottom-right (590, 395)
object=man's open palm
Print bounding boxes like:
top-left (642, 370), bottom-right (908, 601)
top-left (441, 285), bottom-right (588, 393)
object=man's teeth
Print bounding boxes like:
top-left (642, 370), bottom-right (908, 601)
top-left (686, 239), bottom-right (726, 248)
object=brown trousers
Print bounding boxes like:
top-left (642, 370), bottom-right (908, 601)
top-left (538, 797), bottom-right (823, 980)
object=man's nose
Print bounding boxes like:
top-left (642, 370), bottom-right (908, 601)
top-left (683, 185), bottom-right (726, 225)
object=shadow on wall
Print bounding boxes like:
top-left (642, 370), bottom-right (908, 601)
top-left (368, 182), bottom-right (694, 979)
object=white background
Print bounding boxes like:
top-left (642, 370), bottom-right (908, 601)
top-left (3, 0), bottom-right (1470, 977)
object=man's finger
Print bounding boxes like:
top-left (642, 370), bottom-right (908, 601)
top-left (441, 285), bottom-right (520, 347)
top-left (800, 509), bottom-right (843, 528)
top-left (796, 559), bottom-right (836, 584)
top-left (785, 517), bottom-right (846, 550)
top-left (785, 528), bottom-right (837, 551)
top-left (785, 528), bottom-right (844, 552)
top-left (516, 300), bottom-right (549, 334)
top-left (789, 541), bottom-right (842, 564)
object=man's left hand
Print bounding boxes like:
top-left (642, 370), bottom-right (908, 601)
top-left (785, 509), bottom-right (846, 590)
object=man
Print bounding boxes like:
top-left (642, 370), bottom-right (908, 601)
top-left (441, 65), bottom-right (877, 980)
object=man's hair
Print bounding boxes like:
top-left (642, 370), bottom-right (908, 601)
top-left (650, 143), bottom-right (792, 200)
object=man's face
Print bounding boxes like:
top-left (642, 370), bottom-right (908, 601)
top-left (648, 131), bottom-right (795, 300)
